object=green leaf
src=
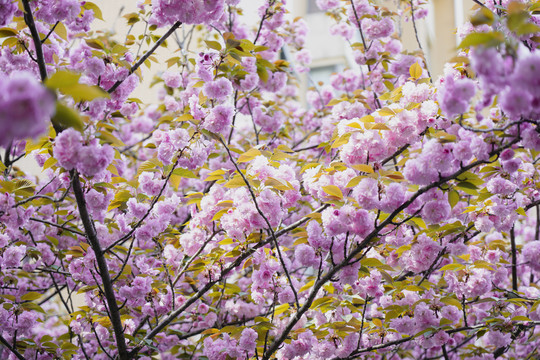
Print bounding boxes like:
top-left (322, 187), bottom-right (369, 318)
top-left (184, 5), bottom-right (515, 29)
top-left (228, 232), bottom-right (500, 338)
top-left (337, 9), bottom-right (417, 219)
top-left (46, 70), bottom-right (81, 89)
top-left (439, 263), bottom-right (466, 272)
top-left (0, 27), bottom-right (18, 38)
top-left (205, 40), bottom-right (222, 51)
top-left (448, 190), bottom-right (460, 208)
top-left (51, 102), bottom-right (85, 132)
top-left (47, 70), bottom-right (110, 102)
top-left (322, 185), bottom-right (343, 199)
top-left (458, 31), bottom-right (504, 49)
top-left (172, 168), bottom-right (197, 178)
top-left (83, 2), bottom-right (104, 21)
top-left (63, 83), bottom-right (110, 102)
top-left (21, 292), bottom-right (42, 301)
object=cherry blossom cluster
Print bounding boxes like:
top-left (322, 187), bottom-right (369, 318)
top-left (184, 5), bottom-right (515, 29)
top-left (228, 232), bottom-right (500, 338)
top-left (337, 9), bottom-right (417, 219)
top-left (0, 0), bottom-right (540, 359)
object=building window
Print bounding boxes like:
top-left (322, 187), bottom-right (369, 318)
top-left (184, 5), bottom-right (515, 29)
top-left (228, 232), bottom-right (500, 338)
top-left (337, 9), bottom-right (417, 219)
top-left (309, 64), bottom-right (339, 88)
top-left (307, 0), bottom-right (321, 13)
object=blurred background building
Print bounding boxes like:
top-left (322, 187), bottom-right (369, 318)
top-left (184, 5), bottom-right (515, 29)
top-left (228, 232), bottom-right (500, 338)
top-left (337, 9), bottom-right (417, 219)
top-left (17, 0), bottom-right (472, 176)
top-left (93, 0), bottom-right (472, 97)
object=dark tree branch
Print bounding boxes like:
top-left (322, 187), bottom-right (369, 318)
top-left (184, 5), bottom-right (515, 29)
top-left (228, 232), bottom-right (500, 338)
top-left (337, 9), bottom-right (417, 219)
top-left (510, 226), bottom-right (518, 292)
top-left (71, 171), bottom-right (129, 360)
top-left (0, 335), bottom-right (25, 360)
top-left (21, 0), bottom-right (48, 81)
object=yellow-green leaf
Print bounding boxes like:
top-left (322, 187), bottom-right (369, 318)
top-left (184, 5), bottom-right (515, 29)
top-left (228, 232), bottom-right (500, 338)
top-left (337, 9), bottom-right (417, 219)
top-left (21, 292), bottom-right (42, 301)
top-left (439, 263), bottom-right (466, 272)
top-left (511, 315), bottom-right (531, 322)
top-left (51, 102), bottom-right (84, 132)
top-left (172, 168), bottom-right (197, 178)
top-left (409, 62), bottom-right (423, 79)
top-left (46, 70), bottom-right (81, 89)
top-left (322, 185), bottom-right (343, 199)
top-left (63, 83), bottom-right (110, 102)
top-left (448, 190), bottom-right (460, 208)
top-left (238, 148), bottom-right (262, 163)
top-left (458, 31), bottom-right (504, 49)
top-left (299, 280), bottom-right (315, 293)
top-left (0, 28), bottom-right (17, 38)
top-left (43, 157), bottom-right (57, 170)
top-left (378, 107), bottom-right (396, 116)
top-left (205, 40), bottom-right (222, 51)
top-left (440, 296), bottom-right (463, 309)
top-left (331, 133), bottom-right (351, 148)
top-left (352, 164), bottom-right (374, 173)
top-left (83, 2), bottom-right (104, 21)
top-left (274, 303), bottom-right (289, 316)
top-left (470, 7), bottom-right (495, 27)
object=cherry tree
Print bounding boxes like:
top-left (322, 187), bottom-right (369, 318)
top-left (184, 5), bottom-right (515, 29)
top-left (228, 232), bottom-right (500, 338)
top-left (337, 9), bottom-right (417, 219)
top-left (1, 0), bottom-right (540, 359)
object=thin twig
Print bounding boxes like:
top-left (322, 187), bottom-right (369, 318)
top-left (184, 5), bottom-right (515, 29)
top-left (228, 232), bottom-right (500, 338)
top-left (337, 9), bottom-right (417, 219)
top-left (41, 21), bottom-right (59, 43)
top-left (108, 22), bottom-right (182, 94)
top-left (409, 0), bottom-right (432, 81)
top-left (220, 138), bottom-right (300, 308)
top-left (29, 217), bottom-right (85, 236)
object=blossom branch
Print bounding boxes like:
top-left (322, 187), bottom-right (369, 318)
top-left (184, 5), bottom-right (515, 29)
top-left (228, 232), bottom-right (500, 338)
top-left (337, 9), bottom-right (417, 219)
top-left (129, 204), bottom-right (328, 356)
top-left (262, 135), bottom-right (521, 360)
top-left (105, 146), bottom-right (189, 252)
top-left (107, 21), bottom-right (182, 94)
top-left (219, 138), bottom-right (300, 308)
top-left (253, 0), bottom-right (276, 45)
top-left (41, 21), bottom-right (59, 44)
